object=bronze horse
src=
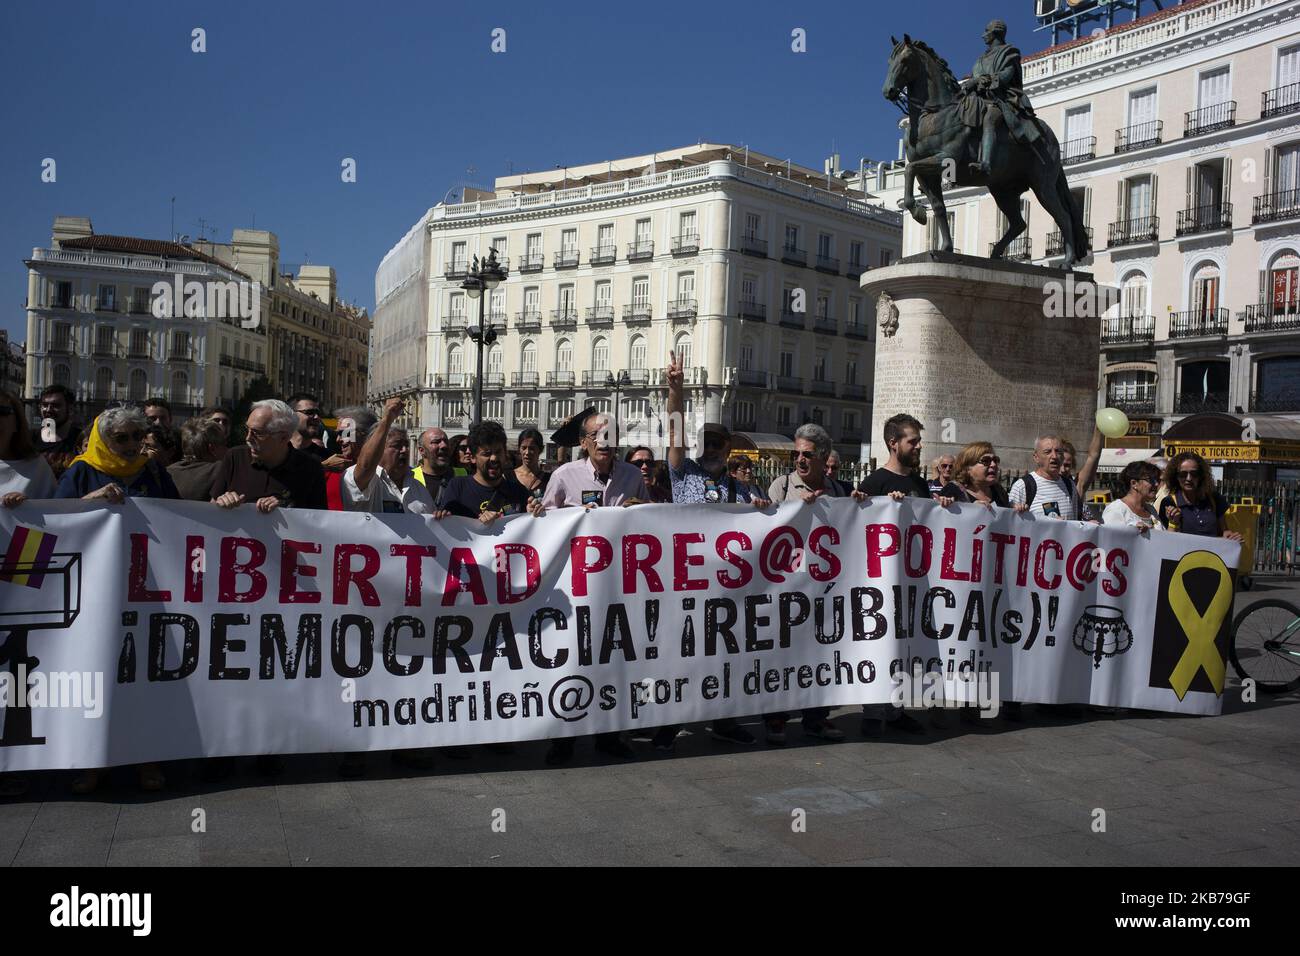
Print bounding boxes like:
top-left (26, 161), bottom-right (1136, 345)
top-left (882, 35), bottom-right (1090, 270)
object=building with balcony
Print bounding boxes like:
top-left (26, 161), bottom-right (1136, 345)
top-left (877, 0), bottom-right (1300, 474)
top-left (370, 143), bottom-right (902, 457)
top-left (190, 231), bottom-right (370, 411)
top-left (0, 329), bottom-right (25, 397)
top-left (22, 217), bottom-right (271, 423)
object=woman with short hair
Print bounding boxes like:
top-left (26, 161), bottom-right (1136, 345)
top-left (1158, 451), bottom-right (1243, 541)
top-left (1103, 461), bottom-right (1163, 531)
top-left (940, 442), bottom-right (1009, 506)
top-left (55, 406), bottom-right (180, 503)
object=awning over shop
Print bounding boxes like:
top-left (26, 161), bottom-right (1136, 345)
top-left (1162, 412), bottom-right (1300, 464)
top-left (730, 432), bottom-right (794, 457)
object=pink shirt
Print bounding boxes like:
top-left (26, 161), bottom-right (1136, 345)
top-left (542, 458), bottom-right (648, 510)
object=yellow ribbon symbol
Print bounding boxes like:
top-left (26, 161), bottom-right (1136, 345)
top-left (1166, 550), bottom-right (1232, 700)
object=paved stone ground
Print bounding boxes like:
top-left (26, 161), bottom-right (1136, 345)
top-left (3, 578), bottom-right (1299, 867)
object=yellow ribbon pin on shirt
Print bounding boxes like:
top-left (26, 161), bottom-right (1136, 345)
top-left (1166, 550), bottom-right (1232, 700)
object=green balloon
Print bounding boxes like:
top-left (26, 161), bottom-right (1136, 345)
top-left (1096, 407), bottom-right (1130, 439)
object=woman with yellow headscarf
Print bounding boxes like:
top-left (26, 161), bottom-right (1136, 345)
top-left (52, 405), bottom-right (176, 795)
top-left (54, 406), bottom-right (179, 502)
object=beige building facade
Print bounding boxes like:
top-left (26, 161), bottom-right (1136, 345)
top-left (23, 217), bottom-right (269, 421)
top-left (882, 0), bottom-right (1300, 466)
top-left (371, 144), bottom-right (902, 458)
top-left (193, 231), bottom-right (371, 411)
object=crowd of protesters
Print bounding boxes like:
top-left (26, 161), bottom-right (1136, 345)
top-left (0, 358), bottom-right (1248, 794)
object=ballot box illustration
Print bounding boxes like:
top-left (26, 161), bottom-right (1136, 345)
top-left (0, 526), bottom-right (82, 747)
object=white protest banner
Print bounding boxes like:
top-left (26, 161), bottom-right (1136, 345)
top-left (0, 497), bottom-right (1238, 770)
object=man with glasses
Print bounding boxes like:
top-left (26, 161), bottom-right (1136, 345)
top-left (34, 384), bottom-right (83, 478)
top-left (762, 423), bottom-right (861, 745)
top-left (212, 399), bottom-right (327, 512)
top-left (541, 408), bottom-right (647, 510)
top-left (540, 407), bottom-right (645, 764)
top-left (287, 392), bottom-right (329, 460)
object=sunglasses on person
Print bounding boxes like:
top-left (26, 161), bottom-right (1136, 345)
top-left (297, 407), bottom-right (322, 418)
top-left (630, 457), bottom-right (653, 468)
top-left (111, 430), bottom-right (145, 445)
top-left (977, 455), bottom-right (1001, 466)
top-left (1178, 468), bottom-right (1201, 479)
top-left (793, 450), bottom-right (820, 460)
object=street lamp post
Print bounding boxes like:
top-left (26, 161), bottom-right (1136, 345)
top-left (462, 248), bottom-right (507, 426)
top-left (605, 369), bottom-right (631, 447)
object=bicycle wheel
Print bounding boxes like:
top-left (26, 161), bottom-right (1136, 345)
top-left (1230, 599), bottom-right (1300, 693)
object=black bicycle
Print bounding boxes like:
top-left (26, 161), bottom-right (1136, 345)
top-left (1230, 599), bottom-right (1300, 693)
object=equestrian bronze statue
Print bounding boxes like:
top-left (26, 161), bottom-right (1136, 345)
top-left (882, 21), bottom-right (1091, 270)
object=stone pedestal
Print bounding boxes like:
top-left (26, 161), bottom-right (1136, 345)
top-left (862, 252), bottom-right (1110, 470)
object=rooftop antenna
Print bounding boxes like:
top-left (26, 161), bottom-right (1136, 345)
top-left (170, 197), bottom-right (175, 242)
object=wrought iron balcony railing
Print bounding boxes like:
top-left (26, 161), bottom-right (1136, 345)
top-left (780, 244), bottom-right (806, 266)
top-left (627, 240), bottom-right (654, 262)
top-left (623, 301), bottom-right (653, 323)
top-left (550, 308), bottom-right (578, 329)
top-left (1101, 314), bottom-right (1155, 345)
top-left (585, 305), bottom-right (614, 326)
top-left (1169, 308), bottom-right (1229, 337)
top-left (1062, 135), bottom-right (1096, 164)
top-left (1263, 82), bottom-right (1300, 119)
top-left (671, 234), bottom-right (699, 255)
top-left (667, 298), bottom-right (697, 321)
top-left (1175, 202), bottom-right (1232, 236)
top-left (739, 234), bottom-right (768, 257)
top-left (1184, 101), bottom-right (1235, 137)
top-left (1253, 189), bottom-right (1300, 225)
top-left (1115, 120), bottom-right (1162, 153)
top-left (590, 244), bottom-right (616, 265)
top-left (1046, 226), bottom-right (1093, 257)
top-left (1242, 301), bottom-right (1300, 333)
top-left (990, 236), bottom-right (1032, 261)
top-left (1175, 392), bottom-right (1228, 414)
top-left (1108, 217), bottom-right (1159, 248)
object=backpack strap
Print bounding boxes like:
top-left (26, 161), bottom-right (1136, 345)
top-left (1022, 472), bottom-right (1037, 508)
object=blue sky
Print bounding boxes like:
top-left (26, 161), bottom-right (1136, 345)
top-left (0, 0), bottom-right (1049, 343)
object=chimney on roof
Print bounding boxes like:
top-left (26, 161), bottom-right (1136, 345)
top-left (51, 216), bottom-right (93, 247)
top-left (824, 154), bottom-right (842, 176)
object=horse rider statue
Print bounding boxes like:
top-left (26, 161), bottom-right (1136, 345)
top-left (959, 20), bottom-right (1045, 176)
